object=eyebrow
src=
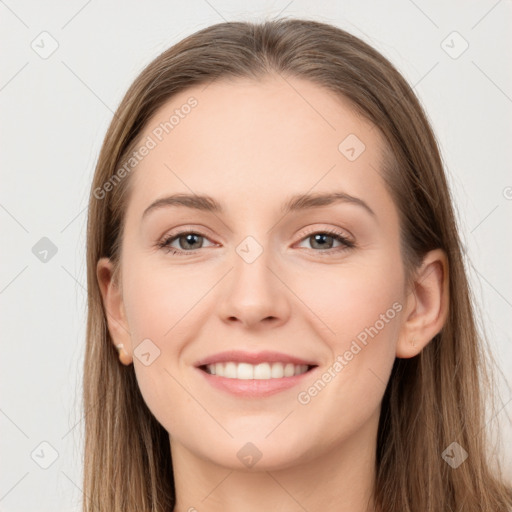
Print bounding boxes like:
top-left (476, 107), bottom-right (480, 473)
top-left (141, 191), bottom-right (376, 220)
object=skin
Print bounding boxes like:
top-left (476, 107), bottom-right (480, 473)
top-left (97, 74), bottom-right (449, 512)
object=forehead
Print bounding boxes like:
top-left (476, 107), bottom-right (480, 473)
top-left (124, 75), bottom-right (391, 224)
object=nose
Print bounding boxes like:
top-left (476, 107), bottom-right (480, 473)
top-left (217, 247), bottom-right (291, 330)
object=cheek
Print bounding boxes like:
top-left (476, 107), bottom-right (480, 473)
top-left (121, 255), bottom-right (210, 342)
top-left (293, 256), bottom-right (403, 347)
top-left (291, 258), bottom-right (403, 412)
top-left (121, 256), bottom-right (208, 431)
top-left (120, 255), bottom-right (218, 415)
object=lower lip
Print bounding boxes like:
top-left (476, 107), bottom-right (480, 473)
top-left (195, 366), bottom-right (318, 398)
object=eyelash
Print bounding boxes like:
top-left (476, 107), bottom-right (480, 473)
top-left (156, 227), bottom-right (356, 257)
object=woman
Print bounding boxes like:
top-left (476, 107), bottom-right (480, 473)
top-left (84, 18), bottom-right (512, 511)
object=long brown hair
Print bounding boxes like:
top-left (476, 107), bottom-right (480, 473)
top-left (83, 18), bottom-right (512, 511)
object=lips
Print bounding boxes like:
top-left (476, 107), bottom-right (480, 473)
top-left (196, 361), bottom-right (319, 398)
top-left (193, 349), bottom-right (318, 368)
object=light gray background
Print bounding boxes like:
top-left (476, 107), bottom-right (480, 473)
top-left (1, 1), bottom-right (511, 510)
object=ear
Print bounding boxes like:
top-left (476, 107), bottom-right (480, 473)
top-left (96, 257), bottom-right (133, 364)
top-left (396, 248), bottom-right (449, 358)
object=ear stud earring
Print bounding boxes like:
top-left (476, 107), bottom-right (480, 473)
top-left (115, 343), bottom-right (132, 365)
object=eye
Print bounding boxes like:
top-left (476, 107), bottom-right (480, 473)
top-left (296, 228), bottom-right (355, 255)
top-left (156, 227), bottom-right (355, 257)
top-left (157, 230), bottom-right (216, 255)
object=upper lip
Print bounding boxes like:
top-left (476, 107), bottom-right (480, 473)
top-left (194, 350), bottom-right (318, 367)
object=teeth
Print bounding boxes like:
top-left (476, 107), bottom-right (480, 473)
top-left (205, 362), bottom-right (310, 379)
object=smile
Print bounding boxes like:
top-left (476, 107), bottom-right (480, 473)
top-left (202, 362), bottom-right (314, 379)
top-left (196, 363), bottom-right (318, 398)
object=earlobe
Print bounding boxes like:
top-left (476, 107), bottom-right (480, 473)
top-left (396, 249), bottom-right (449, 358)
top-left (96, 257), bottom-right (132, 362)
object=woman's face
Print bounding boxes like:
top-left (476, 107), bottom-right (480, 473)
top-left (102, 75), bottom-right (411, 470)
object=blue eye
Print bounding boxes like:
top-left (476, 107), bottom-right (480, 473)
top-left (297, 230), bottom-right (354, 253)
top-left (157, 228), bottom-right (355, 256)
top-left (157, 231), bottom-right (216, 254)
